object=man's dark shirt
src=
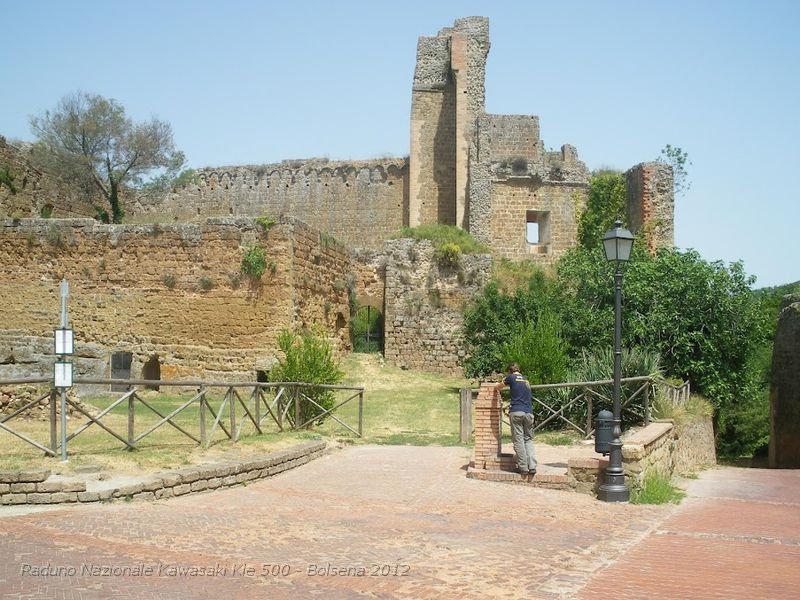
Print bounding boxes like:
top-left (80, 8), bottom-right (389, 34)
top-left (504, 372), bottom-right (532, 413)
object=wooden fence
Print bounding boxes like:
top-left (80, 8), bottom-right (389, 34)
top-left (0, 377), bottom-right (364, 459)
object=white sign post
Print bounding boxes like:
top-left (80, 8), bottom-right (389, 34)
top-left (54, 278), bottom-right (73, 462)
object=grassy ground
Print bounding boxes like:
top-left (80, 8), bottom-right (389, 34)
top-left (0, 354), bottom-right (477, 474)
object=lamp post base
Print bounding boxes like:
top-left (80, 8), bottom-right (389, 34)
top-left (598, 472), bottom-right (630, 502)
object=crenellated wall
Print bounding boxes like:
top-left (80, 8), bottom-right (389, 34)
top-left (131, 159), bottom-right (408, 251)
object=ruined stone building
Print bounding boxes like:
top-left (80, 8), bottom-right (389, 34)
top-left (0, 17), bottom-right (673, 383)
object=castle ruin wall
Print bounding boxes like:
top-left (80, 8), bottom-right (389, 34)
top-left (0, 217), bottom-right (352, 385)
top-left (131, 159), bottom-right (408, 251)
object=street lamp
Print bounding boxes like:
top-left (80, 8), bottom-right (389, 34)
top-left (598, 220), bottom-right (634, 502)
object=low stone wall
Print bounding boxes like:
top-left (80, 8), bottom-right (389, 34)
top-left (567, 417), bottom-right (716, 495)
top-left (0, 440), bottom-right (325, 506)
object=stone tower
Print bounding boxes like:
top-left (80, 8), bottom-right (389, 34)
top-left (409, 16), bottom-right (490, 230)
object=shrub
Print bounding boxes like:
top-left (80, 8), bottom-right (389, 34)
top-left (434, 242), bottom-right (462, 269)
top-left (162, 273), bottom-right (177, 289)
top-left (630, 471), bottom-right (686, 504)
top-left (241, 246), bottom-right (267, 279)
top-left (269, 329), bottom-right (344, 426)
top-left (198, 276), bottom-right (214, 291)
top-left (255, 216), bottom-right (275, 230)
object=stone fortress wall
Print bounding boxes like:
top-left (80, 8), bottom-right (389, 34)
top-left (130, 158), bottom-right (408, 252)
top-left (0, 217), bottom-right (352, 383)
top-left (0, 17), bottom-right (675, 380)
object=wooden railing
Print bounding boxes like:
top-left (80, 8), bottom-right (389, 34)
top-left (460, 375), bottom-right (687, 442)
top-left (0, 378), bottom-right (364, 459)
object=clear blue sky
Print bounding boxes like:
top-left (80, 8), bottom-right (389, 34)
top-left (2, 0), bottom-right (798, 288)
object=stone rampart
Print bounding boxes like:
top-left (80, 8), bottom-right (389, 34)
top-left (626, 162), bottom-right (674, 250)
top-left (0, 217), bottom-right (351, 384)
top-left (131, 159), bottom-right (407, 251)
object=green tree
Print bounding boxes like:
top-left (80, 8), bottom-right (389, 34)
top-left (557, 245), bottom-right (770, 456)
top-left (462, 269), bottom-right (566, 380)
top-left (656, 144), bottom-right (691, 197)
top-left (577, 170), bottom-right (627, 250)
top-left (29, 91), bottom-right (184, 223)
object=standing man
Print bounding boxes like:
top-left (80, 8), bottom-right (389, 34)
top-left (496, 363), bottom-right (537, 476)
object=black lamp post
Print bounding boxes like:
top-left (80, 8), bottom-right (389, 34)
top-left (598, 220), bottom-right (634, 502)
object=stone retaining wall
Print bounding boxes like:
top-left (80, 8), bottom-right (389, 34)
top-left (0, 440), bottom-right (325, 506)
top-left (567, 417), bottom-right (716, 494)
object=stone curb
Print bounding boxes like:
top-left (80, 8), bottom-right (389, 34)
top-left (0, 440), bottom-right (326, 507)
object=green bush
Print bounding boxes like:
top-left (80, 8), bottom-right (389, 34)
top-left (240, 245), bottom-right (267, 279)
top-left (434, 242), bottom-right (462, 269)
top-left (269, 329), bottom-right (344, 426)
top-left (630, 471), bottom-right (686, 504)
top-left (198, 276), bottom-right (214, 291)
top-left (500, 310), bottom-right (569, 386)
top-left (162, 273), bottom-right (177, 289)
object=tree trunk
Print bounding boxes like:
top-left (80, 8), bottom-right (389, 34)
top-left (109, 180), bottom-right (124, 223)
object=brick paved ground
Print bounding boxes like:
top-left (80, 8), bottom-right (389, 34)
top-left (578, 466), bottom-right (800, 600)
top-left (1, 445), bottom-right (797, 599)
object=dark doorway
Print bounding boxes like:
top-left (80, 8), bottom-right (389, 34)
top-left (256, 370), bottom-right (269, 383)
top-left (110, 351), bottom-right (133, 392)
top-left (142, 355), bottom-right (161, 391)
top-left (351, 305), bottom-right (384, 353)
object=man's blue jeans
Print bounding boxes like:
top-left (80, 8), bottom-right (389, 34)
top-left (509, 411), bottom-right (537, 473)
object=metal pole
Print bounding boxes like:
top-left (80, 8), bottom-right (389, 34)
top-left (598, 265), bottom-right (630, 502)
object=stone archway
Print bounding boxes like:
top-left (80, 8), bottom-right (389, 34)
top-left (142, 355), bottom-right (161, 391)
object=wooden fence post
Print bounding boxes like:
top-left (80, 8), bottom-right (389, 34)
top-left (358, 390), bottom-right (363, 437)
top-left (199, 388), bottom-right (207, 448)
top-left (460, 387), bottom-right (473, 444)
top-left (127, 388), bottom-right (135, 450)
top-left (585, 388), bottom-right (593, 439)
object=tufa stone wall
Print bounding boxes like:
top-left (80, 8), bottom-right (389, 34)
top-left (383, 239), bottom-right (491, 373)
top-left (409, 17), bottom-right (490, 230)
top-left (470, 114), bottom-right (589, 264)
top-left (131, 159), bottom-right (407, 252)
top-left (0, 441), bottom-right (325, 506)
top-left (0, 217), bottom-right (352, 384)
top-left (769, 297), bottom-right (800, 468)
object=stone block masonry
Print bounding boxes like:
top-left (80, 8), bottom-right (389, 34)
top-left (131, 159), bottom-right (407, 252)
top-left (0, 441), bottom-right (325, 506)
top-left (0, 217), bottom-right (352, 384)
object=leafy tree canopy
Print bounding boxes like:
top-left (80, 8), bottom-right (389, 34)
top-left (29, 91), bottom-right (185, 223)
top-left (577, 170), bottom-right (627, 251)
top-left (656, 144), bottom-right (692, 197)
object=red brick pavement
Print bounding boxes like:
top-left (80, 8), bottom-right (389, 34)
top-left (1, 447), bottom-right (797, 599)
top-left (577, 467), bottom-right (800, 600)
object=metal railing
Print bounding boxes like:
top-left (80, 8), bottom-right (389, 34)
top-left (0, 377), bottom-right (364, 458)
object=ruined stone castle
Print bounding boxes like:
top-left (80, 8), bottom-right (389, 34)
top-left (0, 17), bottom-right (673, 384)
